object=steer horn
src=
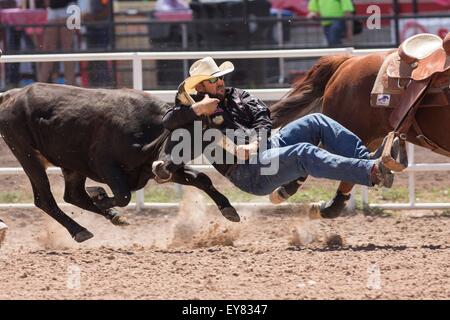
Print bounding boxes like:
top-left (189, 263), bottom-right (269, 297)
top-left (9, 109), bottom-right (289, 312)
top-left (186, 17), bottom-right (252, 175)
top-left (443, 32), bottom-right (450, 56)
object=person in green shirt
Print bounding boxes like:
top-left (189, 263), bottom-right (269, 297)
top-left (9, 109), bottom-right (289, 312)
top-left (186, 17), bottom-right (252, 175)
top-left (307, 0), bottom-right (354, 46)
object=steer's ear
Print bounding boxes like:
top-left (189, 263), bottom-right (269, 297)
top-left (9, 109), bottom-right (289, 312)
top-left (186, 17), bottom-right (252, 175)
top-left (0, 49), bottom-right (2, 57)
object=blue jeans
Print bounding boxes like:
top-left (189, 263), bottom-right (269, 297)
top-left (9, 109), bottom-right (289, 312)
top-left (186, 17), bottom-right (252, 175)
top-left (323, 19), bottom-right (346, 46)
top-left (227, 113), bottom-right (376, 195)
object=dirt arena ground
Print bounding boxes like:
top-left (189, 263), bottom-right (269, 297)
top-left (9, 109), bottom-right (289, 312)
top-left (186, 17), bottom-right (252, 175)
top-left (0, 142), bottom-right (449, 300)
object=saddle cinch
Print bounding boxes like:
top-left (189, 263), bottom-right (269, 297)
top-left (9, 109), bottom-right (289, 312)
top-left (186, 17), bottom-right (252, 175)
top-left (371, 32), bottom-right (450, 171)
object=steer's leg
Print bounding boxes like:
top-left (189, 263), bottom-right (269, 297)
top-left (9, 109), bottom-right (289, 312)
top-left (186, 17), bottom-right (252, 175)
top-left (5, 145), bottom-right (93, 242)
top-left (62, 169), bottom-right (129, 226)
top-left (171, 166), bottom-right (240, 222)
top-left (89, 162), bottom-right (132, 211)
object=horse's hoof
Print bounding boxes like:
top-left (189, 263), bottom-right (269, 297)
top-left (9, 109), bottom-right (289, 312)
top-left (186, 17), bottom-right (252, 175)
top-left (220, 207), bottom-right (240, 222)
top-left (73, 229), bottom-right (94, 243)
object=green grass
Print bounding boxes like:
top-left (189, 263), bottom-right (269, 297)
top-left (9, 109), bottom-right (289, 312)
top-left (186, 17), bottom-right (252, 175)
top-left (134, 184), bottom-right (340, 204)
top-left (287, 186), bottom-right (336, 203)
top-left (378, 187), bottom-right (409, 202)
top-left (366, 186), bottom-right (450, 203)
top-left (138, 184), bottom-right (448, 204)
top-left (0, 191), bottom-right (32, 203)
top-left (0, 184), bottom-right (448, 206)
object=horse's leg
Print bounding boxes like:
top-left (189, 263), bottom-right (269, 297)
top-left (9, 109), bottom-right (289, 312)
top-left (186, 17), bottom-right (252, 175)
top-left (6, 144), bottom-right (93, 242)
top-left (62, 169), bottom-right (129, 226)
top-left (171, 166), bottom-right (240, 222)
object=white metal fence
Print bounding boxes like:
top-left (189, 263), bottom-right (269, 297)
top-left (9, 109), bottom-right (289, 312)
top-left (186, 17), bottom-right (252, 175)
top-left (0, 49), bottom-right (449, 210)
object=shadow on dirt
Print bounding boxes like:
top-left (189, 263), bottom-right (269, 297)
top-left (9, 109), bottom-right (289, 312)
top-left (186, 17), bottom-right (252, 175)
top-left (288, 243), bottom-right (449, 252)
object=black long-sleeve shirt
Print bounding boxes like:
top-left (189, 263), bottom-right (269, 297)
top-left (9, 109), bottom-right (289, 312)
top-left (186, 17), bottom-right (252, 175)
top-left (162, 87), bottom-right (272, 141)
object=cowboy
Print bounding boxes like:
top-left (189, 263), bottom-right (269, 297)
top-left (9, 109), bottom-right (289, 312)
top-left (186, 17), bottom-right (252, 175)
top-left (152, 57), bottom-right (396, 200)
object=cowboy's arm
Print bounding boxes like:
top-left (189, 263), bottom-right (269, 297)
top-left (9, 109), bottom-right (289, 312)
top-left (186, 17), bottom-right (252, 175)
top-left (162, 105), bottom-right (199, 131)
top-left (234, 90), bottom-right (272, 159)
top-left (240, 90), bottom-right (272, 139)
top-left (162, 96), bottom-right (219, 131)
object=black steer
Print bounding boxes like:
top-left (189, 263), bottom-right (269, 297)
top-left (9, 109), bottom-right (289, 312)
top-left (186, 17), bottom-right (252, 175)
top-left (0, 83), bottom-right (238, 242)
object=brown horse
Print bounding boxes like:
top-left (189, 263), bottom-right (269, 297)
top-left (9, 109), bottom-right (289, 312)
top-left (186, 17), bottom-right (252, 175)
top-left (269, 52), bottom-right (450, 217)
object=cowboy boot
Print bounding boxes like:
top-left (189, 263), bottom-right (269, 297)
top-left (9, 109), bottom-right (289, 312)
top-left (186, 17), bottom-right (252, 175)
top-left (320, 191), bottom-right (352, 219)
top-left (269, 177), bottom-right (307, 204)
top-left (371, 159), bottom-right (395, 188)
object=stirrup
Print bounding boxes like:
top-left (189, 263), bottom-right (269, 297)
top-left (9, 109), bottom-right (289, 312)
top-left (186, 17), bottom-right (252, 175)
top-left (381, 132), bottom-right (407, 172)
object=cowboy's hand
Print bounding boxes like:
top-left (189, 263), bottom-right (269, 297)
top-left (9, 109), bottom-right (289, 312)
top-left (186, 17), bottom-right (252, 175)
top-left (235, 141), bottom-right (258, 160)
top-left (192, 94), bottom-right (219, 116)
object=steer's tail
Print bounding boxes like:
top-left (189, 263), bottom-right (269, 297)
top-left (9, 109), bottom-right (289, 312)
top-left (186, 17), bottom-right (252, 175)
top-left (270, 54), bottom-right (352, 128)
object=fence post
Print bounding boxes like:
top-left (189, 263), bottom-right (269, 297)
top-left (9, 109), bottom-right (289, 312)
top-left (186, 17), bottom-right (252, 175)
top-left (132, 54), bottom-right (145, 211)
top-left (347, 188), bottom-right (356, 211)
top-left (276, 11), bottom-right (285, 84)
top-left (407, 143), bottom-right (415, 207)
top-left (181, 23), bottom-right (189, 78)
top-left (361, 185), bottom-right (369, 209)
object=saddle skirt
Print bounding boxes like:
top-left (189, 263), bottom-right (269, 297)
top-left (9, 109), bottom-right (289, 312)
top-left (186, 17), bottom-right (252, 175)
top-left (371, 51), bottom-right (450, 111)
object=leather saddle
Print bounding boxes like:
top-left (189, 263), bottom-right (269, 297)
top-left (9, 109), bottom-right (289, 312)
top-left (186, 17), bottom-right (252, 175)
top-left (371, 33), bottom-right (450, 127)
top-left (370, 32), bottom-right (450, 168)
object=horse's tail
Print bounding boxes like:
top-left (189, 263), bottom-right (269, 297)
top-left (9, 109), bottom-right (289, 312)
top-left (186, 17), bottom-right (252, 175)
top-left (270, 54), bottom-right (352, 128)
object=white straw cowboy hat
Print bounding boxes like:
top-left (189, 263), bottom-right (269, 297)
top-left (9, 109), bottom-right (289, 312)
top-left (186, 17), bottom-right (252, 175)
top-left (183, 57), bottom-right (234, 93)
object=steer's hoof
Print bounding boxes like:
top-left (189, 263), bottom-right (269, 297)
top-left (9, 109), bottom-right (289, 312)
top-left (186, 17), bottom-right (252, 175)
top-left (220, 207), bottom-right (240, 222)
top-left (0, 222), bottom-right (7, 247)
top-left (107, 209), bottom-right (130, 226)
top-left (111, 214), bottom-right (130, 226)
top-left (86, 186), bottom-right (108, 201)
top-left (73, 229), bottom-right (94, 243)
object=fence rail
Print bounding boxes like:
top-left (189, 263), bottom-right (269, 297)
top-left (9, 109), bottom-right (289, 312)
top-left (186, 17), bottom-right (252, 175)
top-left (0, 49), bottom-right (449, 211)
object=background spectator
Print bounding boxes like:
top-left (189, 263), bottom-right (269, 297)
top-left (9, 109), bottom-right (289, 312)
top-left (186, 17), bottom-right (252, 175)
top-left (307, 0), bottom-right (354, 47)
top-left (154, 0), bottom-right (189, 12)
top-left (37, 0), bottom-right (76, 85)
top-left (82, 0), bottom-right (113, 87)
